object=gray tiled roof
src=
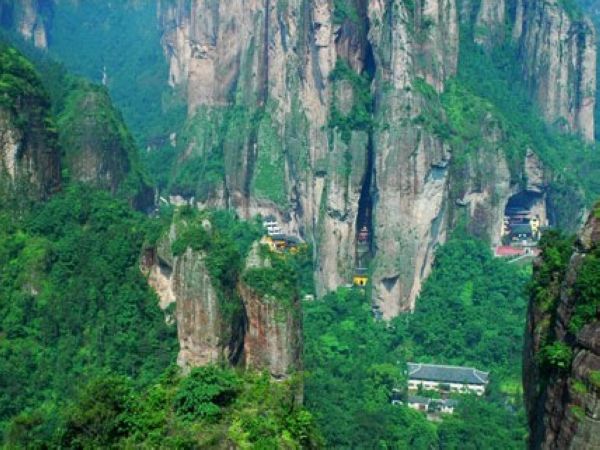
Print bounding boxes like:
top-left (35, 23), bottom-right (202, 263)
top-left (408, 363), bottom-right (489, 385)
top-left (407, 395), bottom-right (431, 406)
top-left (510, 223), bottom-right (532, 234)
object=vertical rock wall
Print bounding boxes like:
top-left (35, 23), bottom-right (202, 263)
top-left (142, 225), bottom-right (303, 379)
top-left (464, 0), bottom-right (597, 143)
top-left (0, 0), bottom-right (49, 49)
top-left (142, 225), bottom-right (233, 370)
top-left (239, 243), bottom-right (303, 379)
top-left (158, 0), bottom-right (462, 317)
top-left (0, 48), bottom-right (60, 203)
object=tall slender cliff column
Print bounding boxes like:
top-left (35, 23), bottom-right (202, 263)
top-left (239, 244), bottom-right (302, 379)
top-left (367, 0), bottom-right (458, 317)
top-left (474, 0), bottom-right (506, 50)
top-left (519, 0), bottom-right (597, 143)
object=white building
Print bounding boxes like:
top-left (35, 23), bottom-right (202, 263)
top-left (262, 215), bottom-right (281, 236)
top-left (407, 396), bottom-right (458, 415)
top-left (407, 363), bottom-right (489, 396)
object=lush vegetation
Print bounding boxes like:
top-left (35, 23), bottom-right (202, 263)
top-left (0, 185), bottom-right (321, 446)
top-left (329, 59), bottom-right (373, 143)
top-left (243, 244), bottom-right (314, 307)
top-left (5, 365), bottom-right (321, 448)
top-left (0, 185), bottom-right (178, 436)
top-left (57, 78), bottom-right (151, 201)
top-left (530, 224), bottom-right (599, 374)
top-left (528, 231), bottom-right (575, 372)
top-left (0, 45), bottom-right (53, 130)
top-left (332, 0), bottom-right (361, 25)
top-left (0, 42), bottom-right (152, 206)
top-left (304, 235), bottom-right (529, 448)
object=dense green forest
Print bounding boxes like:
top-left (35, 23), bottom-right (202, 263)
top-left (303, 235), bottom-right (529, 448)
top-left (0, 186), bottom-right (177, 434)
top-left (0, 44), bottom-right (317, 447)
top-left (1, 0), bottom-right (599, 447)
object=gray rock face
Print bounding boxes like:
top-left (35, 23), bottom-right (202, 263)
top-left (474, 0), bottom-right (506, 50)
top-left (464, 0), bottom-right (597, 142)
top-left (0, 58), bottom-right (61, 203)
top-left (0, 0), bottom-right (49, 49)
top-left (143, 226), bottom-right (302, 379)
top-left (156, 0), bottom-right (588, 317)
top-left (157, 0), bottom-right (463, 317)
top-left (142, 225), bottom-right (230, 370)
top-left (519, 0), bottom-right (596, 143)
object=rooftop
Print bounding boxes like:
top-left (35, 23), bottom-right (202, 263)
top-left (495, 246), bottom-right (525, 257)
top-left (510, 223), bottom-right (532, 234)
top-left (408, 363), bottom-right (489, 385)
top-left (270, 233), bottom-right (302, 245)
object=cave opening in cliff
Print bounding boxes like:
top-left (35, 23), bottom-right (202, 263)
top-left (356, 135), bottom-right (375, 268)
top-left (503, 190), bottom-right (547, 245)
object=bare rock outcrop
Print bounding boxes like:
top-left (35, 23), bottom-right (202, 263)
top-left (142, 224), bottom-right (233, 370)
top-left (239, 243), bottom-right (303, 379)
top-left (0, 48), bottom-right (60, 203)
top-left (158, 0), bottom-right (462, 318)
top-left (464, 0), bottom-right (597, 142)
top-left (0, 0), bottom-right (49, 49)
top-left (143, 220), bottom-right (302, 379)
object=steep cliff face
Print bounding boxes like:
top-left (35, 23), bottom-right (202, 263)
top-left (464, 0), bottom-right (597, 142)
top-left (57, 80), bottom-right (154, 209)
top-left (158, 0), bottom-right (593, 317)
top-left (0, 0), bottom-right (50, 49)
top-left (4, 0), bottom-right (593, 317)
top-left (524, 208), bottom-right (600, 449)
top-left (367, 0), bottom-right (459, 315)
top-left (158, 0), bottom-right (462, 317)
top-left (240, 243), bottom-right (303, 379)
top-left (143, 222), bottom-right (240, 370)
top-left (0, 46), bottom-right (60, 204)
top-left (143, 213), bottom-right (303, 378)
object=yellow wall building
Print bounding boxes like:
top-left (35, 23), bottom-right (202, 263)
top-left (353, 274), bottom-right (368, 286)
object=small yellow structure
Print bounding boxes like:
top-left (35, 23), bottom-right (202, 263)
top-left (260, 235), bottom-right (278, 252)
top-left (260, 234), bottom-right (303, 253)
top-left (353, 269), bottom-right (369, 287)
top-left (530, 216), bottom-right (540, 235)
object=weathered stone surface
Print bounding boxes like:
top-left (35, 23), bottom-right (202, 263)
top-left (15, 0), bottom-right (48, 49)
top-left (0, 104), bottom-right (60, 203)
top-left (474, 0), bottom-right (506, 50)
top-left (465, 0), bottom-right (597, 142)
top-left (519, 0), bottom-right (596, 143)
top-left (239, 244), bottom-right (302, 379)
top-left (142, 225), bottom-right (230, 371)
top-left (143, 227), bottom-right (302, 379)
top-left (155, 0), bottom-right (580, 318)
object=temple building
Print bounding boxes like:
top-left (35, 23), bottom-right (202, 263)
top-left (407, 363), bottom-right (489, 396)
